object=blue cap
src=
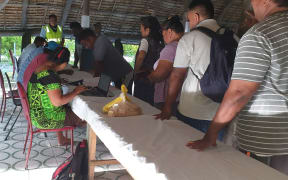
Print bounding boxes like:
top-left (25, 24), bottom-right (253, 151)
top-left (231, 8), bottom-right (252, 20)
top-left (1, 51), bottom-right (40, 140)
top-left (45, 41), bottom-right (59, 51)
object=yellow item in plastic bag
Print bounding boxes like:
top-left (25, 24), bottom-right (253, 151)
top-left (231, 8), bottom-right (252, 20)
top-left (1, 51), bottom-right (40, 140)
top-left (102, 85), bottom-right (129, 113)
top-left (102, 85), bottom-right (142, 117)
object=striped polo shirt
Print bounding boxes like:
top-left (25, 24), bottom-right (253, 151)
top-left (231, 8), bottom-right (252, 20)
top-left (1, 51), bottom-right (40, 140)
top-left (232, 10), bottom-right (288, 156)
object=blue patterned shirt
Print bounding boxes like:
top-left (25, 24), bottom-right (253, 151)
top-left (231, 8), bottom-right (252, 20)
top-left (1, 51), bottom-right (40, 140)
top-left (17, 47), bottom-right (44, 84)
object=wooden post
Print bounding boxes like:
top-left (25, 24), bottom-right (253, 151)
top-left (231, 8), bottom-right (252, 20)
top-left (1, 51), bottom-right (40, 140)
top-left (21, 0), bottom-right (29, 29)
top-left (82, 0), bottom-right (89, 16)
top-left (21, 31), bottom-right (31, 51)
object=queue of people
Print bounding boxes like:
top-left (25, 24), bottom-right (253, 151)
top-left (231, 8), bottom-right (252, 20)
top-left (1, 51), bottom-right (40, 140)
top-left (16, 0), bottom-right (288, 176)
top-left (187, 0), bottom-right (288, 175)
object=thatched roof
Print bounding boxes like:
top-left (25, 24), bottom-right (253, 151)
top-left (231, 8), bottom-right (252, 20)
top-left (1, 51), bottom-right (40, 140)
top-left (0, 0), bottom-right (248, 42)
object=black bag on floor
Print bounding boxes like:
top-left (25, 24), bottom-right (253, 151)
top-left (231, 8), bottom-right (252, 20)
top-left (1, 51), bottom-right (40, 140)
top-left (52, 140), bottom-right (88, 180)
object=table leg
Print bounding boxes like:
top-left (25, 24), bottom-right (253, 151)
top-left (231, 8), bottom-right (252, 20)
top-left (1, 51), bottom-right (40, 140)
top-left (88, 125), bottom-right (97, 180)
top-left (88, 125), bottom-right (121, 180)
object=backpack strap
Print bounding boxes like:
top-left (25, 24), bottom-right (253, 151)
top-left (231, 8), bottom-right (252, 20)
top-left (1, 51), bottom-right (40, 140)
top-left (194, 26), bottom-right (226, 37)
top-left (216, 27), bottom-right (225, 34)
top-left (189, 26), bottom-right (219, 80)
top-left (194, 26), bottom-right (217, 38)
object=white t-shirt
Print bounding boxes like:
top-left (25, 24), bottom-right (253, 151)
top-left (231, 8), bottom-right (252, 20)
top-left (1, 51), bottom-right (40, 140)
top-left (173, 19), bottom-right (220, 120)
top-left (138, 38), bottom-right (148, 52)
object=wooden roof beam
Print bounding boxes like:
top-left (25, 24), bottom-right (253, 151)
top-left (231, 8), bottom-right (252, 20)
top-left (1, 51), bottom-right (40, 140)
top-left (0, 0), bottom-right (9, 11)
top-left (41, 0), bottom-right (50, 27)
top-left (97, 0), bottom-right (103, 11)
top-left (3, 8), bottom-right (6, 31)
top-left (21, 0), bottom-right (29, 29)
top-left (105, 0), bottom-right (117, 33)
top-left (184, 0), bottom-right (191, 10)
top-left (76, 0), bottom-right (84, 22)
top-left (117, 0), bottom-right (132, 33)
top-left (60, 0), bottom-right (74, 27)
top-left (217, 0), bottom-right (236, 24)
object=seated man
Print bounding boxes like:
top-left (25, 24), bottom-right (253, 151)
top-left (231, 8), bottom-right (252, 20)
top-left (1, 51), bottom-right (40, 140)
top-left (18, 41), bottom-right (59, 88)
top-left (18, 36), bottom-right (46, 68)
top-left (78, 29), bottom-right (133, 89)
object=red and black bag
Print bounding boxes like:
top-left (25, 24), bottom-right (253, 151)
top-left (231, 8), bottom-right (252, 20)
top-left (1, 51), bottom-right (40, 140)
top-left (52, 140), bottom-right (88, 180)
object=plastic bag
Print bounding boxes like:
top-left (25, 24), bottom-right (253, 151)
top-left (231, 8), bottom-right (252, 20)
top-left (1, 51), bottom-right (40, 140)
top-left (103, 85), bottom-right (142, 117)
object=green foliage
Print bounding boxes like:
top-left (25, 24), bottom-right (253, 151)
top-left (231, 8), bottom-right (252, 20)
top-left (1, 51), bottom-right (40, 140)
top-left (1, 36), bottom-right (22, 61)
top-left (64, 38), bottom-right (75, 54)
top-left (123, 44), bottom-right (138, 57)
top-left (123, 44), bottom-right (138, 68)
top-left (64, 39), bottom-right (75, 65)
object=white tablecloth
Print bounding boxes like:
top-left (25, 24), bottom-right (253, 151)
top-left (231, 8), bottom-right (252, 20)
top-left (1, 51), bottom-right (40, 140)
top-left (66, 70), bottom-right (287, 180)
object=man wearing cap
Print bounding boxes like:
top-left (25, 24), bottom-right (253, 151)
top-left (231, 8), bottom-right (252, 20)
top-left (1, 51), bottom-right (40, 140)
top-left (40, 14), bottom-right (64, 46)
top-left (19, 41), bottom-right (59, 90)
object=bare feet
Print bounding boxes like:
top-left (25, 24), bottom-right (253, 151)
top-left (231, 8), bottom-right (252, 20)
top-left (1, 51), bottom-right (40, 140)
top-left (58, 137), bottom-right (71, 146)
top-left (57, 131), bottom-right (71, 146)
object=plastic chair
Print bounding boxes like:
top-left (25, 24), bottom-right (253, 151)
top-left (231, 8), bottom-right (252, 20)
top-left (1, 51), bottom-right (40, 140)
top-left (3, 72), bottom-right (22, 141)
top-left (17, 82), bottom-right (75, 169)
top-left (0, 70), bottom-right (19, 123)
top-left (9, 49), bottom-right (18, 79)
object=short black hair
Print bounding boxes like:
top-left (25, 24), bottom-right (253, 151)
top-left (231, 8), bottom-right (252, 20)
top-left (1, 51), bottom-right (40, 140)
top-left (70, 22), bottom-right (81, 29)
top-left (162, 15), bottom-right (184, 34)
top-left (49, 14), bottom-right (57, 20)
top-left (33, 36), bottom-right (46, 44)
top-left (78, 29), bottom-right (96, 41)
top-left (189, 0), bottom-right (214, 19)
top-left (273, 0), bottom-right (288, 7)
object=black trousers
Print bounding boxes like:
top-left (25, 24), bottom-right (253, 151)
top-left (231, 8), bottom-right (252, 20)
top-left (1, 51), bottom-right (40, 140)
top-left (133, 79), bottom-right (154, 105)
